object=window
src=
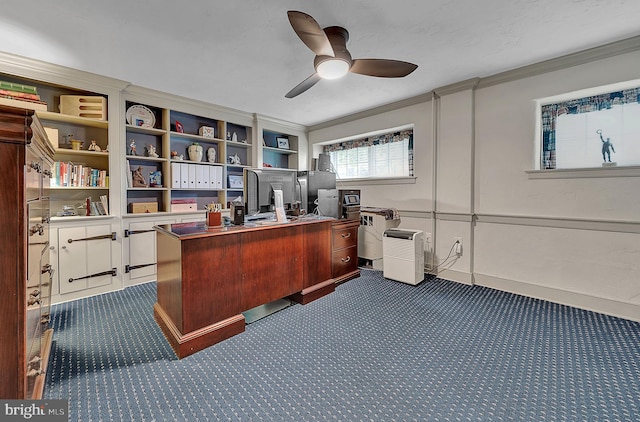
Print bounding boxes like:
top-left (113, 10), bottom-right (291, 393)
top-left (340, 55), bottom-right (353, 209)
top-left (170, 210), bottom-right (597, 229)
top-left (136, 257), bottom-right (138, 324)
top-left (539, 81), bottom-right (640, 170)
top-left (323, 129), bottom-right (413, 180)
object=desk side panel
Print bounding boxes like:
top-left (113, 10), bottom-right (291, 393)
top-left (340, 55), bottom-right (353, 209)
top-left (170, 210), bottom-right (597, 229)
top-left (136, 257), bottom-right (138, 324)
top-left (181, 236), bottom-right (242, 333)
top-left (156, 231), bottom-right (184, 332)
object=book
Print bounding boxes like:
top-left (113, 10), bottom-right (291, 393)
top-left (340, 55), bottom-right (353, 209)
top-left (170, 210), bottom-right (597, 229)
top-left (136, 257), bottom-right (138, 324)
top-left (0, 89), bottom-right (41, 101)
top-left (100, 194), bottom-right (109, 215)
top-left (126, 160), bottom-right (133, 188)
top-left (0, 80), bottom-right (38, 95)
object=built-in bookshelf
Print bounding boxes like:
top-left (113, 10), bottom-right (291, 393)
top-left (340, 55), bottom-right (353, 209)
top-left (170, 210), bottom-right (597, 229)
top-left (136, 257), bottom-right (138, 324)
top-left (262, 129), bottom-right (298, 170)
top-left (123, 101), bottom-right (253, 214)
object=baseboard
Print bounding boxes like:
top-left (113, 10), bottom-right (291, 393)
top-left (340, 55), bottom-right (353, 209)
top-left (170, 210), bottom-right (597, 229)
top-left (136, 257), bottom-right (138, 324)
top-left (473, 272), bottom-right (640, 323)
top-left (434, 269), bottom-right (474, 285)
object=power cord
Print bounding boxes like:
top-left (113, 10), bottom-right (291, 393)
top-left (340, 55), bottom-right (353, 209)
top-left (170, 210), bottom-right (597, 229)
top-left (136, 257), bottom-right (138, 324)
top-left (426, 240), bottom-right (461, 272)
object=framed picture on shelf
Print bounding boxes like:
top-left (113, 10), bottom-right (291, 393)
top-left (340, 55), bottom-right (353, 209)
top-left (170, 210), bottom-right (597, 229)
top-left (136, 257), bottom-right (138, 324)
top-left (276, 137), bottom-right (290, 149)
top-left (149, 171), bottom-right (162, 187)
top-left (228, 174), bottom-right (244, 189)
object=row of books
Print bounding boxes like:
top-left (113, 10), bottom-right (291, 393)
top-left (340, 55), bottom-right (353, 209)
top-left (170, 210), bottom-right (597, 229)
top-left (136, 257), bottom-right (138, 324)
top-left (86, 195), bottom-right (110, 216)
top-left (50, 161), bottom-right (109, 188)
top-left (0, 79), bottom-right (48, 110)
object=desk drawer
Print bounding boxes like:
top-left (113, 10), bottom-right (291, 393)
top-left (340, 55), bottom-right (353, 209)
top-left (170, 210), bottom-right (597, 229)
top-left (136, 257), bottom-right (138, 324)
top-left (332, 225), bottom-right (357, 249)
top-left (332, 245), bottom-right (358, 278)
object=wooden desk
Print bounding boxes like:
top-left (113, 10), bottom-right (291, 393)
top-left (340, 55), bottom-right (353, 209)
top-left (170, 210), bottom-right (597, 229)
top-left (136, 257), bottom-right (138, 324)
top-left (154, 218), bottom-right (337, 358)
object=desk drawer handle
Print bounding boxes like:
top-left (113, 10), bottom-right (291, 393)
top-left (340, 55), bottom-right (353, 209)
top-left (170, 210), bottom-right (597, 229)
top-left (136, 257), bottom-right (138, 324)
top-left (341, 256), bottom-right (351, 263)
top-left (340, 232), bottom-right (351, 238)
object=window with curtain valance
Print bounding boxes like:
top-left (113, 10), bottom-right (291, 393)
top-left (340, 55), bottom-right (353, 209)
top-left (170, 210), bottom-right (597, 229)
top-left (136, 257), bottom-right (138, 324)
top-left (322, 129), bottom-right (413, 179)
top-left (540, 83), bottom-right (640, 170)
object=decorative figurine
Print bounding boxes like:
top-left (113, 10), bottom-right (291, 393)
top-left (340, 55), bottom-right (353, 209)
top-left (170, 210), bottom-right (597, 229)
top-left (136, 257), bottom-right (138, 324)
top-left (129, 139), bottom-right (137, 156)
top-left (226, 131), bottom-right (231, 141)
top-left (597, 129), bottom-right (616, 163)
top-left (146, 144), bottom-right (159, 158)
top-left (232, 132), bottom-right (238, 142)
top-left (132, 166), bottom-right (147, 187)
top-left (88, 140), bottom-right (101, 151)
top-left (228, 153), bottom-right (241, 165)
top-left (171, 150), bottom-right (184, 160)
top-left (207, 147), bottom-right (217, 163)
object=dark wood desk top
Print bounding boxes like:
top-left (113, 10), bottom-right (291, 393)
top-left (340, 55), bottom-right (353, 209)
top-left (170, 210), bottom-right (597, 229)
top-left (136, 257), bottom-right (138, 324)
top-left (155, 215), bottom-right (335, 239)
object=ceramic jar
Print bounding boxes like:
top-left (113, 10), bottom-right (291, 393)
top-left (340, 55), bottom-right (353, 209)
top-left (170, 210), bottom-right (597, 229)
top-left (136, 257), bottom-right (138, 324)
top-left (188, 144), bottom-right (203, 162)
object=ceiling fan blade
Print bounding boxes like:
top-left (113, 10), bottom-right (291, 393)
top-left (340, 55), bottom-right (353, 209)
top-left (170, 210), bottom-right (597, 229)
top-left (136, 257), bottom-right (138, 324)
top-left (349, 59), bottom-right (418, 78)
top-left (287, 11), bottom-right (335, 57)
top-left (285, 73), bottom-right (322, 98)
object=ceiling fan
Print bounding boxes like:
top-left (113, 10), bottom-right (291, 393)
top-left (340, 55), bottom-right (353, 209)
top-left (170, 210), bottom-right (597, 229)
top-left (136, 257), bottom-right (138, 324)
top-left (285, 10), bottom-right (418, 98)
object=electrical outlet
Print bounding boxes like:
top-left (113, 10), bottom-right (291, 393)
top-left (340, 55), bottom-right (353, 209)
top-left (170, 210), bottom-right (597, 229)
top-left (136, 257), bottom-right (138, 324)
top-left (454, 237), bottom-right (463, 255)
top-left (424, 232), bottom-right (432, 249)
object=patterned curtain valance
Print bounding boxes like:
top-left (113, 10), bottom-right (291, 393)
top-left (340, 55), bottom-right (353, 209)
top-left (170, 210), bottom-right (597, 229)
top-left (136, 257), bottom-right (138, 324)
top-left (540, 87), bottom-right (640, 169)
top-left (323, 130), bottom-right (413, 153)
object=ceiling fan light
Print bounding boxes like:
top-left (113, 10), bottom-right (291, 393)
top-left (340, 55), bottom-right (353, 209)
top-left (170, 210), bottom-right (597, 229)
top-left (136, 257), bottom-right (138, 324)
top-left (316, 59), bottom-right (350, 79)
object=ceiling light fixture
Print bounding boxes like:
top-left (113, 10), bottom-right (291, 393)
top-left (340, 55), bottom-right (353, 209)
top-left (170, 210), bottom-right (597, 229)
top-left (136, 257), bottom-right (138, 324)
top-left (316, 58), bottom-right (350, 79)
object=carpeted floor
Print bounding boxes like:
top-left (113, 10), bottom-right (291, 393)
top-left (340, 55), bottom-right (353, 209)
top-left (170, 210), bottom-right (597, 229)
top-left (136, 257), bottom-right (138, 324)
top-left (44, 270), bottom-right (640, 421)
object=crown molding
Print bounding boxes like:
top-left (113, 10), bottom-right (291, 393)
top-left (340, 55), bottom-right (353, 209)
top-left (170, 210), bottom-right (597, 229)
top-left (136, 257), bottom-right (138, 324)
top-left (309, 91), bottom-right (433, 132)
top-left (0, 51), bottom-right (129, 94)
top-left (253, 113), bottom-right (307, 133)
top-left (477, 35), bottom-right (640, 89)
top-left (433, 78), bottom-right (481, 96)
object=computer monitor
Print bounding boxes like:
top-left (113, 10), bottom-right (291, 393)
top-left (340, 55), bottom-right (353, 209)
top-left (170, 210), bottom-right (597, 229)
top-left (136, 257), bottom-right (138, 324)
top-left (244, 168), bottom-right (298, 216)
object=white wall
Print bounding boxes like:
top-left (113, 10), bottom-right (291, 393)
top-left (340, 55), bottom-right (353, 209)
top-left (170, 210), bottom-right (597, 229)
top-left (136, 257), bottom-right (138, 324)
top-left (309, 45), bottom-right (640, 322)
top-left (309, 101), bottom-right (433, 216)
top-left (472, 49), bottom-right (640, 320)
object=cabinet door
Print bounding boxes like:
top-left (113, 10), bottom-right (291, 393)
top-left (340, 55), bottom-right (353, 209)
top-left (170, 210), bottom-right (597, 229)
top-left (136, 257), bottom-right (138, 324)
top-left (126, 218), bottom-right (175, 283)
top-left (58, 225), bottom-right (113, 294)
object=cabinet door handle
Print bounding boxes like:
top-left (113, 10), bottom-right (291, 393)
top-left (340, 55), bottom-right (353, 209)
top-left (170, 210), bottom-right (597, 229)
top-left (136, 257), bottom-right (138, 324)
top-left (69, 267), bottom-right (117, 283)
top-left (29, 223), bottom-right (44, 236)
top-left (125, 263), bottom-right (156, 273)
top-left (341, 232), bottom-right (351, 238)
top-left (67, 232), bottom-right (116, 243)
top-left (30, 161), bottom-right (41, 173)
top-left (341, 256), bottom-right (351, 263)
top-left (41, 263), bottom-right (54, 275)
top-left (124, 229), bottom-right (155, 237)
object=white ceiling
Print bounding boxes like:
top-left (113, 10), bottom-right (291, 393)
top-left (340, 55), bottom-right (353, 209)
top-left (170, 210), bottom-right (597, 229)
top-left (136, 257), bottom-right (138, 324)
top-left (1, 0), bottom-right (640, 127)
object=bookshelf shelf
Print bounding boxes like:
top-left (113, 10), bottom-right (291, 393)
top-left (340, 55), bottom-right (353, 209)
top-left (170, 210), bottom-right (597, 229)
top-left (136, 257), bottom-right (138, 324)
top-left (125, 124), bottom-right (166, 136)
top-left (37, 110), bottom-right (109, 129)
top-left (50, 186), bottom-right (109, 190)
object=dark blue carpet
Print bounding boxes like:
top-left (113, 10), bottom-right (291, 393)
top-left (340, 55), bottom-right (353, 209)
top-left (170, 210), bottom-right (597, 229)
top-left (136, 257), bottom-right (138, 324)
top-left (44, 270), bottom-right (640, 421)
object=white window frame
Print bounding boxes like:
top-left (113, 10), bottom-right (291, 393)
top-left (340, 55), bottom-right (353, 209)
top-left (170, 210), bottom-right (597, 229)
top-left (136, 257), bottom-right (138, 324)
top-left (321, 125), bottom-right (415, 184)
top-left (530, 79), bottom-right (640, 180)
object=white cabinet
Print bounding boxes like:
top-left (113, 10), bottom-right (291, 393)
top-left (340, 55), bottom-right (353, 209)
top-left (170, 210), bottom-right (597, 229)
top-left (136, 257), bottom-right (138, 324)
top-left (124, 218), bottom-right (176, 286)
top-left (56, 224), bottom-right (116, 294)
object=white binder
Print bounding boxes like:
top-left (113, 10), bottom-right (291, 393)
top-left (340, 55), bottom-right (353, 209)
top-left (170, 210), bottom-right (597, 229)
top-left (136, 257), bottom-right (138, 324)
top-left (171, 162), bottom-right (181, 188)
top-left (179, 163), bottom-right (189, 188)
top-left (188, 164), bottom-right (196, 189)
top-left (196, 165), bottom-right (205, 189)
